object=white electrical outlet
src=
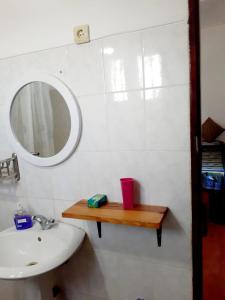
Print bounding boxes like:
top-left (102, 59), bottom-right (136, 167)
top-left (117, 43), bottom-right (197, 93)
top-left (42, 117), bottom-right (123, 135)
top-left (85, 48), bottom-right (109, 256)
top-left (73, 25), bottom-right (90, 44)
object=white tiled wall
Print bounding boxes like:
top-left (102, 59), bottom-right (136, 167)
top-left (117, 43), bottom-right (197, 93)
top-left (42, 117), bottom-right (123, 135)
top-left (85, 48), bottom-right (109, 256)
top-left (0, 14), bottom-right (191, 300)
top-left (0, 0), bottom-right (188, 58)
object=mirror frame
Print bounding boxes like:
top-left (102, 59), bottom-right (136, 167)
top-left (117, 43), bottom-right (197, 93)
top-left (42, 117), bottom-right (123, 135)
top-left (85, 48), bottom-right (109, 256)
top-left (7, 74), bottom-right (82, 167)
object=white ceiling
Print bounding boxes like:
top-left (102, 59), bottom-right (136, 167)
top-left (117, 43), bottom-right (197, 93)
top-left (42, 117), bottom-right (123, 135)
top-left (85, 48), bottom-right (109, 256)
top-left (200, 0), bottom-right (225, 27)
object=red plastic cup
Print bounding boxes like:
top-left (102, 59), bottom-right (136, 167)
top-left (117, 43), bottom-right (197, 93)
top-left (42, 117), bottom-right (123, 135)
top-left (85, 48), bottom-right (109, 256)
top-left (120, 178), bottom-right (134, 209)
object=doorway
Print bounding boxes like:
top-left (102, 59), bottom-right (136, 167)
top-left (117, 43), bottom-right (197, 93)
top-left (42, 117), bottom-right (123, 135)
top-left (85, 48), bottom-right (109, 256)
top-left (200, 0), bottom-right (225, 299)
top-left (190, 0), bottom-right (225, 299)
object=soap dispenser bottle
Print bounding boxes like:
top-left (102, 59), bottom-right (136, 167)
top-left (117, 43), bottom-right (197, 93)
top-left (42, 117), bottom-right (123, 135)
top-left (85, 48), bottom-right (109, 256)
top-left (14, 203), bottom-right (33, 230)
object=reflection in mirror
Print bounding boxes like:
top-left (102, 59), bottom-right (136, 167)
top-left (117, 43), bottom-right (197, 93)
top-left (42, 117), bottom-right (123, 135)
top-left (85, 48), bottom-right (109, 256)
top-left (10, 82), bottom-right (71, 158)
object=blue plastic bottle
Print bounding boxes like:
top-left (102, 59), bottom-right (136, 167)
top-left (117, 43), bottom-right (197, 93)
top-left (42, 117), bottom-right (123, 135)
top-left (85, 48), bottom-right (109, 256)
top-left (14, 203), bottom-right (33, 230)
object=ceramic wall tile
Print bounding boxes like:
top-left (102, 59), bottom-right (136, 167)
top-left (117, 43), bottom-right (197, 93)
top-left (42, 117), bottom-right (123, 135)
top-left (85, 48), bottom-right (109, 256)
top-left (145, 85), bottom-right (190, 150)
top-left (151, 263), bottom-right (192, 300)
top-left (0, 60), bottom-right (16, 105)
top-left (107, 90), bottom-right (145, 150)
top-left (12, 47), bottom-right (67, 78)
top-left (0, 158), bottom-right (28, 199)
top-left (109, 150), bottom-right (147, 202)
top-left (58, 239), bottom-right (94, 296)
top-left (143, 151), bottom-right (190, 202)
top-left (66, 248), bottom-right (191, 300)
top-left (116, 253), bottom-right (154, 300)
top-left (63, 40), bottom-right (105, 96)
top-left (79, 249), bottom-right (112, 299)
top-left (86, 217), bottom-right (191, 269)
top-left (52, 151), bottom-right (113, 201)
top-left (0, 198), bottom-right (18, 230)
top-left (21, 197), bottom-right (54, 219)
top-left (103, 31), bottom-right (143, 92)
top-left (51, 152), bottom-right (83, 201)
top-left (0, 104), bottom-right (14, 155)
top-left (142, 22), bottom-right (189, 88)
top-left (116, 254), bottom-right (192, 300)
top-left (77, 94), bottom-right (109, 152)
top-left (143, 150), bottom-right (191, 231)
top-left (53, 199), bottom-right (85, 229)
top-left (92, 249), bottom-right (121, 300)
top-left (20, 161), bottom-right (54, 200)
top-left (76, 151), bottom-right (114, 200)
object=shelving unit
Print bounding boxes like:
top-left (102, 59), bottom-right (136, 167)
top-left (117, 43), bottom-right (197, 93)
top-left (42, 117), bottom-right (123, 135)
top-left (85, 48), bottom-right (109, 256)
top-left (62, 200), bottom-right (169, 247)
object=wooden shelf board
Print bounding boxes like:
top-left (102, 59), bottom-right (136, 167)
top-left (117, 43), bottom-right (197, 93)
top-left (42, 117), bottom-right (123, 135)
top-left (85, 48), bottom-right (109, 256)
top-left (62, 200), bottom-right (168, 229)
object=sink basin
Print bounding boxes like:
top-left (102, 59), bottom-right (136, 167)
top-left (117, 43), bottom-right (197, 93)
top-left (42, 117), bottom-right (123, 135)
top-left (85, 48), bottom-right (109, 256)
top-left (0, 222), bottom-right (85, 279)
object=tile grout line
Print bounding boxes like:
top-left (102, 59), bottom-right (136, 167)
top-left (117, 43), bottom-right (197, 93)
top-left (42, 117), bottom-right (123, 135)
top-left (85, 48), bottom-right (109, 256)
top-left (100, 38), bottom-right (111, 151)
top-left (140, 27), bottom-right (147, 151)
top-left (0, 19), bottom-right (187, 62)
top-left (75, 83), bottom-right (189, 99)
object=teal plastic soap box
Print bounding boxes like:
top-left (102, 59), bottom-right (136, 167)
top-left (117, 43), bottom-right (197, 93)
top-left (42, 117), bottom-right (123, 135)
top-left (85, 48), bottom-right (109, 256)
top-left (87, 194), bottom-right (107, 208)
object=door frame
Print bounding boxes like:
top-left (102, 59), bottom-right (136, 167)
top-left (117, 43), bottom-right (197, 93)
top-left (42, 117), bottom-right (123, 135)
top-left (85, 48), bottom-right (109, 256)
top-left (189, 0), bottom-right (202, 299)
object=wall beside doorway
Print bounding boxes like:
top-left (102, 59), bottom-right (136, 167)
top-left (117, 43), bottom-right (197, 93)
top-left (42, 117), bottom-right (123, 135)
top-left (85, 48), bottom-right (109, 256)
top-left (201, 23), bottom-right (225, 138)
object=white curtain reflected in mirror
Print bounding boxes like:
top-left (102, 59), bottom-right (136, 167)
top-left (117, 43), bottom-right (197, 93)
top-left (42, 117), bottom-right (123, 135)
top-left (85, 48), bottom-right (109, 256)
top-left (11, 82), bottom-right (71, 158)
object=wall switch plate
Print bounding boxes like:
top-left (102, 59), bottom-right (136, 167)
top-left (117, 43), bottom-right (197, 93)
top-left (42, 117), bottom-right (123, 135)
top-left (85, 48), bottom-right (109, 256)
top-left (73, 25), bottom-right (90, 44)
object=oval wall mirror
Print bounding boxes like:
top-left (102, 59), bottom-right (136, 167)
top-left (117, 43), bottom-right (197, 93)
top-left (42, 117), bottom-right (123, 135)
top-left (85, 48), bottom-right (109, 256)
top-left (7, 74), bottom-right (82, 166)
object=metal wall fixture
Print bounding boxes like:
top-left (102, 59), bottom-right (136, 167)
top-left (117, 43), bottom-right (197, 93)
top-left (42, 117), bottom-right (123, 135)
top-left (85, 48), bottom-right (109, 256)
top-left (0, 153), bottom-right (20, 182)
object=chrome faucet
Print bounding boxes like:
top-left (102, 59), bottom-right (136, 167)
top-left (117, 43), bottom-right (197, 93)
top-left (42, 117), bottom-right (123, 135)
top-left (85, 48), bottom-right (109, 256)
top-left (32, 215), bottom-right (55, 230)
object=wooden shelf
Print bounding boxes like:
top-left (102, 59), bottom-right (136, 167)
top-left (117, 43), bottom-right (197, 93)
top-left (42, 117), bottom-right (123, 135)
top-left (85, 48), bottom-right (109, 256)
top-left (62, 200), bottom-right (169, 246)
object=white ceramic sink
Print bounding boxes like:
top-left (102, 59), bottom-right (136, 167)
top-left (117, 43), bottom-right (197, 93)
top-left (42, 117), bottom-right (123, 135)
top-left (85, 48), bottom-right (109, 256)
top-left (0, 222), bottom-right (85, 279)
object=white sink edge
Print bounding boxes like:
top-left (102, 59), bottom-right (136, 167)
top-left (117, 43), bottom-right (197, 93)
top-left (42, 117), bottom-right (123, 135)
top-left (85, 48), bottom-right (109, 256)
top-left (0, 221), bottom-right (85, 279)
